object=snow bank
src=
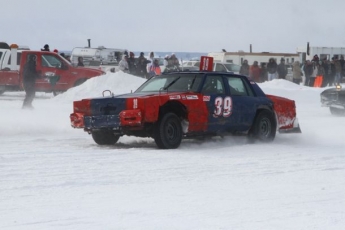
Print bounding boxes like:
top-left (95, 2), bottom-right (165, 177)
top-left (52, 71), bottom-right (146, 103)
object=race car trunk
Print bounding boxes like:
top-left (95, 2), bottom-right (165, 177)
top-left (266, 94), bottom-right (302, 133)
top-left (70, 96), bottom-right (142, 131)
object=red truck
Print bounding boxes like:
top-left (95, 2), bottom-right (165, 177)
top-left (0, 42), bottom-right (104, 95)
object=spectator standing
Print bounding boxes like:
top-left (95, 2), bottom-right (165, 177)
top-left (277, 58), bottom-right (288, 79)
top-left (314, 61), bottom-right (325, 87)
top-left (292, 61), bottom-right (303, 85)
top-left (303, 60), bottom-right (313, 86)
top-left (239, 59), bottom-right (250, 77)
top-left (329, 58), bottom-right (336, 86)
top-left (119, 55), bottom-right (129, 73)
top-left (22, 55), bottom-right (40, 109)
top-left (127, 52), bottom-right (137, 75)
top-left (267, 58), bottom-right (278, 81)
top-left (147, 52), bottom-right (155, 73)
top-left (170, 53), bottom-right (180, 68)
top-left (340, 55), bottom-right (345, 79)
top-left (163, 55), bottom-right (170, 67)
top-left (309, 61), bottom-right (318, 86)
top-left (137, 52), bottom-right (149, 78)
top-left (321, 59), bottom-right (330, 87)
top-left (41, 44), bottom-right (50, 51)
top-left (334, 57), bottom-right (342, 85)
top-left (249, 61), bottom-right (261, 82)
top-left (260, 63), bottom-right (268, 82)
top-left (77, 57), bottom-right (84, 67)
top-left (148, 59), bottom-right (162, 77)
top-left (312, 55), bottom-right (319, 62)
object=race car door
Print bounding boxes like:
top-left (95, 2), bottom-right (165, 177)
top-left (225, 76), bottom-right (258, 132)
top-left (201, 74), bottom-right (240, 133)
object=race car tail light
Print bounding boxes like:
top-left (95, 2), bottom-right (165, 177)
top-left (70, 112), bottom-right (85, 128)
top-left (119, 109), bottom-right (142, 126)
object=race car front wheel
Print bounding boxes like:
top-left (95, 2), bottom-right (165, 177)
top-left (91, 130), bottom-right (120, 145)
top-left (154, 113), bottom-right (182, 149)
top-left (249, 110), bottom-right (276, 142)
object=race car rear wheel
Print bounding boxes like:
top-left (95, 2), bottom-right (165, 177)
top-left (330, 107), bottom-right (345, 116)
top-left (249, 110), bottom-right (276, 142)
top-left (91, 130), bottom-right (120, 145)
top-left (154, 113), bottom-right (182, 149)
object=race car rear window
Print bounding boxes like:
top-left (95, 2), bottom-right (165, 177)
top-left (135, 73), bottom-right (204, 92)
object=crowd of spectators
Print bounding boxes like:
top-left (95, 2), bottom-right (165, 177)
top-left (239, 55), bottom-right (344, 87)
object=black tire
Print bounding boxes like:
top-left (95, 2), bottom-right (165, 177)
top-left (330, 107), bottom-right (345, 116)
top-left (0, 90), bottom-right (5, 95)
top-left (91, 130), bottom-right (120, 145)
top-left (154, 113), bottom-right (183, 149)
top-left (249, 110), bottom-right (276, 142)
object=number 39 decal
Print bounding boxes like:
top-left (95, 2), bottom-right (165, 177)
top-left (213, 96), bottom-right (232, 118)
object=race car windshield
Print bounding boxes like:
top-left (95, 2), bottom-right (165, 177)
top-left (135, 73), bottom-right (204, 92)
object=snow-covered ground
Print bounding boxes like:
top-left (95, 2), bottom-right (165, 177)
top-left (1, 72), bottom-right (344, 230)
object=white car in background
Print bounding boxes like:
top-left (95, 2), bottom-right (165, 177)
top-left (182, 61), bottom-right (240, 74)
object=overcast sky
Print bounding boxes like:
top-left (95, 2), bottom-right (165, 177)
top-left (2, 0), bottom-right (345, 53)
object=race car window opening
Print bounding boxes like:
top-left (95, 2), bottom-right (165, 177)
top-left (201, 75), bottom-right (224, 94)
top-left (135, 74), bottom-right (203, 92)
top-left (227, 77), bottom-right (253, 96)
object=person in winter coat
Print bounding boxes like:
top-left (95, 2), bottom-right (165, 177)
top-left (165, 54), bottom-right (180, 72)
top-left (260, 63), bottom-right (268, 82)
top-left (292, 61), bottom-right (303, 85)
top-left (249, 61), bottom-right (261, 82)
top-left (267, 58), bottom-right (278, 81)
top-left (163, 55), bottom-right (170, 67)
top-left (119, 55), bottom-right (129, 73)
top-left (22, 55), bottom-right (40, 109)
top-left (137, 52), bottom-right (149, 77)
top-left (127, 52), bottom-right (137, 75)
top-left (303, 60), bottom-right (313, 86)
top-left (147, 51), bottom-right (155, 73)
top-left (41, 44), bottom-right (50, 51)
top-left (334, 57), bottom-right (342, 85)
top-left (148, 59), bottom-right (162, 77)
top-left (277, 58), bottom-right (288, 79)
top-left (77, 57), bottom-right (84, 67)
top-left (239, 60), bottom-right (250, 76)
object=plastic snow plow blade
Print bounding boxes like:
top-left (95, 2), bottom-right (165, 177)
top-left (266, 94), bottom-right (302, 133)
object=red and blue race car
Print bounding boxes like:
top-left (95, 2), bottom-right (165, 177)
top-left (70, 71), bottom-right (301, 149)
